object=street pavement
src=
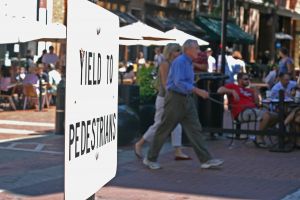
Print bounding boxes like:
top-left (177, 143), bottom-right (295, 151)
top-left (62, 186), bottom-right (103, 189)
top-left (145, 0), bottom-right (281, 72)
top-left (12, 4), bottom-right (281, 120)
top-left (0, 107), bottom-right (300, 200)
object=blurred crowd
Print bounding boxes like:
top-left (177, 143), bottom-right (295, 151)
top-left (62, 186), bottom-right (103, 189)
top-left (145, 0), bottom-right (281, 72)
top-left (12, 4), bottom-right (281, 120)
top-left (0, 45), bottom-right (64, 110)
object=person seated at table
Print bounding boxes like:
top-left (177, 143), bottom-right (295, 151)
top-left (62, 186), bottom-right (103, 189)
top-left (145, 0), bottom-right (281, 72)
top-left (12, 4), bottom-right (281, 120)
top-left (0, 65), bottom-right (16, 95)
top-left (23, 66), bottom-right (43, 109)
top-left (123, 64), bottom-right (135, 84)
top-left (35, 64), bottom-right (50, 96)
top-left (15, 66), bottom-right (27, 82)
top-left (36, 64), bottom-right (49, 82)
top-left (217, 72), bottom-right (278, 148)
top-left (284, 107), bottom-right (300, 148)
top-left (23, 66), bottom-right (39, 86)
top-left (270, 72), bottom-right (298, 99)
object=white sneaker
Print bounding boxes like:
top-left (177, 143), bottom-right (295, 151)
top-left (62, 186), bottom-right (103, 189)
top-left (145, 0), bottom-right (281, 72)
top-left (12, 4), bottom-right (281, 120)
top-left (143, 158), bottom-right (161, 170)
top-left (201, 159), bottom-right (224, 169)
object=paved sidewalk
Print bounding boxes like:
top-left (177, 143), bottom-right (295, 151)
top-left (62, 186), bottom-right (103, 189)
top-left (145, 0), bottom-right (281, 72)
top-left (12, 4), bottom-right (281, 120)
top-left (0, 108), bottom-right (299, 200)
top-left (98, 140), bottom-right (300, 200)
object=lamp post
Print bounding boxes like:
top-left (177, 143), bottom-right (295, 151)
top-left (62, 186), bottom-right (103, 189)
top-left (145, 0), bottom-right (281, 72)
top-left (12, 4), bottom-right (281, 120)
top-left (220, 0), bottom-right (228, 74)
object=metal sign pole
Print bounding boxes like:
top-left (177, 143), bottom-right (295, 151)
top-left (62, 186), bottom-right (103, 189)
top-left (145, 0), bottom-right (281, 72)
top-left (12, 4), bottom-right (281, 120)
top-left (39, 75), bottom-right (42, 111)
top-left (220, 0), bottom-right (228, 74)
top-left (269, 90), bottom-right (293, 152)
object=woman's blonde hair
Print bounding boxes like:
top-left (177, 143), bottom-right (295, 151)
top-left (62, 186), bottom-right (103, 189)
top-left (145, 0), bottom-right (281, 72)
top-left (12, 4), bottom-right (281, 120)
top-left (163, 43), bottom-right (181, 62)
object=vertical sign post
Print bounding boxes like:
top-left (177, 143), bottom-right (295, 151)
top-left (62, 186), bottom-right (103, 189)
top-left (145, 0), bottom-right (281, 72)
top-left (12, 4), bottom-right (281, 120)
top-left (65, 1), bottom-right (119, 199)
top-left (220, 0), bottom-right (227, 74)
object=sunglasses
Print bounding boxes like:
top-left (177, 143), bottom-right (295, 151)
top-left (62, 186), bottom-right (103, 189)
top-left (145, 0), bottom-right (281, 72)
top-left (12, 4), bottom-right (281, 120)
top-left (242, 78), bottom-right (249, 81)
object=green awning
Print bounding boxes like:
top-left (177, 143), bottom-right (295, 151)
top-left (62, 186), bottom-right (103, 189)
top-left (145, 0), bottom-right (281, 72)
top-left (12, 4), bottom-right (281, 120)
top-left (195, 16), bottom-right (254, 44)
top-left (146, 16), bottom-right (206, 34)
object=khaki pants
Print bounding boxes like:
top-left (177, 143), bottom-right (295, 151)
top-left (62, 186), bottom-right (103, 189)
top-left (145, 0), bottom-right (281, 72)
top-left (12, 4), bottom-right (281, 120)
top-left (143, 95), bottom-right (182, 147)
top-left (147, 91), bottom-right (212, 163)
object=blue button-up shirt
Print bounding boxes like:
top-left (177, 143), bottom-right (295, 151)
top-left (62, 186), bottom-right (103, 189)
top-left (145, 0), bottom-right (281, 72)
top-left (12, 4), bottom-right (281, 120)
top-left (271, 80), bottom-right (297, 98)
top-left (166, 54), bottom-right (195, 95)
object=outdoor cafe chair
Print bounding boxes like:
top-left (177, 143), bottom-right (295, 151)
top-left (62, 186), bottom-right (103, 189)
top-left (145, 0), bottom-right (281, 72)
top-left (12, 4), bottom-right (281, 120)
top-left (23, 84), bottom-right (48, 110)
top-left (227, 105), bottom-right (259, 148)
top-left (284, 107), bottom-right (300, 149)
top-left (0, 85), bottom-right (17, 110)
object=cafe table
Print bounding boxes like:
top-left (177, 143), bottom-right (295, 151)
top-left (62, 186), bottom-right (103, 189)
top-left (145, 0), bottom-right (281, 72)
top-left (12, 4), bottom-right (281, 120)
top-left (261, 90), bottom-right (300, 152)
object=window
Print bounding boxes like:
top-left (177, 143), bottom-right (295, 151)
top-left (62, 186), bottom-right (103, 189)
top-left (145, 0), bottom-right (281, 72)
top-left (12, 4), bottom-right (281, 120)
top-left (111, 3), bottom-right (118, 10)
top-left (201, 0), bottom-right (209, 6)
top-left (120, 5), bottom-right (126, 12)
top-left (106, 2), bottom-right (111, 10)
top-left (243, 9), bottom-right (249, 25)
top-left (131, 9), bottom-right (142, 20)
top-left (212, 0), bottom-right (220, 7)
top-left (169, 0), bottom-right (180, 3)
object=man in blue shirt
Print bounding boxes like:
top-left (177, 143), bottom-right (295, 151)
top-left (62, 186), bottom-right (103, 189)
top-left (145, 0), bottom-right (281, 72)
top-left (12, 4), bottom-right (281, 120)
top-left (271, 72), bottom-right (298, 99)
top-left (143, 40), bottom-right (224, 170)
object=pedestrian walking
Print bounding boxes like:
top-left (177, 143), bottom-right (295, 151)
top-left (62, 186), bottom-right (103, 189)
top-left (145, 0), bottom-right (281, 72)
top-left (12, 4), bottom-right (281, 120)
top-left (135, 43), bottom-right (190, 160)
top-left (143, 39), bottom-right (224, 170)
top-left (206, 47), bottom-right (216, 73)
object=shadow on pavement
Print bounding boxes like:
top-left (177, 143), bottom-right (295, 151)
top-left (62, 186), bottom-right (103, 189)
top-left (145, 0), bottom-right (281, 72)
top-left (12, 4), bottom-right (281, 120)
top-left (0, 134), bottom-right (64, 197)
top-left (101, 140), bottom-right (300, 200)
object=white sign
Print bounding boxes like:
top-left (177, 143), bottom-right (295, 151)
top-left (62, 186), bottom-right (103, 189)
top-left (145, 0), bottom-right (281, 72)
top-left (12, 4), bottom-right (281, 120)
top-left (65, 1), bottom-right (118, 200)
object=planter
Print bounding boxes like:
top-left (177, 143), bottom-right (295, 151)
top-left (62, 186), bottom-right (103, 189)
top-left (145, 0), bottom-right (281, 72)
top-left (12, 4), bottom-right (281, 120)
top-left (139, 103), bottom-right (156, 134)
top-left (118, 104), bottom-right (140, 146)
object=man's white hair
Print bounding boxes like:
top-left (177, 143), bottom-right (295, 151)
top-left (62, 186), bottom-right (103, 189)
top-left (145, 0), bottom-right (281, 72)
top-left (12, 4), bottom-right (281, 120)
top-left (182, 39), bottom-right (198, 53)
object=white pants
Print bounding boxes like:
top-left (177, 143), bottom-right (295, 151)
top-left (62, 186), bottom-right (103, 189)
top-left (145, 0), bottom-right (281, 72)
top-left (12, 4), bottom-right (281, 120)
top-left (143, 95), bottom-right (182, 147)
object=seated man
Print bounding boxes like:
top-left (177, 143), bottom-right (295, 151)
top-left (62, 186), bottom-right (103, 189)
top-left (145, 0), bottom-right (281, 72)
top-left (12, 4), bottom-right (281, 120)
top-left (271, 72), bottom-right (298, 99)
top-left (284, 107), bottom-right (300, 148)
top-left (123, 65), bottom-right (135, 84)
top-left (0, 66), bottom-right (15, 95)
top-left (217, 72), bottom-right (278, 148)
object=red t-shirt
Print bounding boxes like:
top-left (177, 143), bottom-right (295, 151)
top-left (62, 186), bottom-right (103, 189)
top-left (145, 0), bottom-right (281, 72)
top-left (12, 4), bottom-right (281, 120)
top-left (193, 51), bottom-right (208, 72)
top-left (225, 83), bottom-right (256, 119)
top-left (193, 51), bottom-right (208, 65)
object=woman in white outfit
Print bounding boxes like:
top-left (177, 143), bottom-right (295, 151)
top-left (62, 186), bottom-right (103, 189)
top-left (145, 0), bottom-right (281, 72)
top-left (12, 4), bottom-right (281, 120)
top-left (135, 43), bottom-right (190, 160)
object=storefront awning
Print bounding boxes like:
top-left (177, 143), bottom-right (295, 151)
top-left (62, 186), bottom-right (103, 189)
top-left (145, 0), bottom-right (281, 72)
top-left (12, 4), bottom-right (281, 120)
top-left (246, 0), bottom-right (263, 4)
top-left (277, 7), bottom-right (294, 18)
top-left (275, 32), bottom-right (293, 40)
top-left (195, 16), bottom-right (254, 44)
top-left (277, 7), bottom-right (300, 20)
top-left (146, 16), bottom-right (205, 35)
top-left (112, 11), bottom-right (138, 26)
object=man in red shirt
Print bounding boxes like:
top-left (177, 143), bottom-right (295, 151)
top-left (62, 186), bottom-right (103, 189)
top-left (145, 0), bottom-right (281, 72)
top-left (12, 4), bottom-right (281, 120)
top-left (193, 51), bottom-right (208, 72)
top-left (217, 73), bottom-right (278, 148)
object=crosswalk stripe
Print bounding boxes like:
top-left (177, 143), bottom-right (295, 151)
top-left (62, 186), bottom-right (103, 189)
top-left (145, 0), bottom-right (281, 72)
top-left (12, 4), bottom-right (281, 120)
top-left (0, 120), bottom-right (54, 127)
top-left (0, 146), bottom-right (63, 155)
top-left (0, 134), bottom-right (59, 143)
top-left (0, 128), bottom-right (36, 134)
